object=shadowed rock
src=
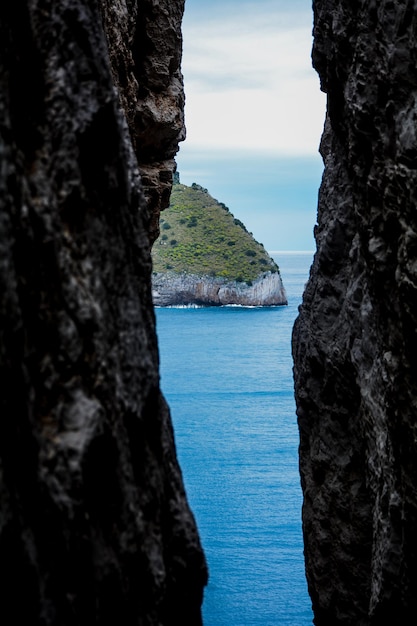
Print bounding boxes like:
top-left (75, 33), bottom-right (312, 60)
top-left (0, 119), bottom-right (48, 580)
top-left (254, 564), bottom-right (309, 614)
top-left (0, 1), bottom-right (206, 623)
top-left (293, 1), bottom-right (417, 624)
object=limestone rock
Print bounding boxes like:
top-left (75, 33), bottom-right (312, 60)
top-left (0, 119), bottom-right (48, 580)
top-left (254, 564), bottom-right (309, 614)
top-left (0, 1), bottom-right (206, 624)
top-left (152, 271), bottom-right (287, 306)
top-left (293, 1), bottom-right (417, 623)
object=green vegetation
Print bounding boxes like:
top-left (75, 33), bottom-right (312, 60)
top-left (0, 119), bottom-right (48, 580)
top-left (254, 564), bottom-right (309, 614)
top-left (152, 182), bottom-right (279, 283)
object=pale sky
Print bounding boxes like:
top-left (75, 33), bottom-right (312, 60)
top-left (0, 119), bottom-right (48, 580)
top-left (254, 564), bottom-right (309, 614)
top-left (175, 0), bottom-right (326, 251)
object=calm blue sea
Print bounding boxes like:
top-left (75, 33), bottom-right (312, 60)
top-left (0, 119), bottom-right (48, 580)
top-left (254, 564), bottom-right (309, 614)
top-left (155, 252), bottom-right (315, 626)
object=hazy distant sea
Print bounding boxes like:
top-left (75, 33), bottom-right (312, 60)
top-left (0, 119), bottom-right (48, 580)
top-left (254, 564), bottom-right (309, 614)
top-left (155, 252), bottom-right (315, 626)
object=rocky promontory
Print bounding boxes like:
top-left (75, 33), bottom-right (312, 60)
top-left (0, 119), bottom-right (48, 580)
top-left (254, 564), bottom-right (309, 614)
top-left (152, 181), bottom-right (287, 306)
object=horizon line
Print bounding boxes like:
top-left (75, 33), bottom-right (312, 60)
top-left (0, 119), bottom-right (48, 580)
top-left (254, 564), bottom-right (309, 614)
top-left (268, 249), bottom-right (315, 254)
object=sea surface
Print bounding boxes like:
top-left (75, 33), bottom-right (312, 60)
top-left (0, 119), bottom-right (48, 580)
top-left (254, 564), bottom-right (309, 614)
top-left (155, 252), bottom-right (315, 626)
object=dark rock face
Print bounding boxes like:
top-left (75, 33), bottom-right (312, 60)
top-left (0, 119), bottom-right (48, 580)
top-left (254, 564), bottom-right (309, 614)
top-left (293, 1), bottom-right (417, 624)
top-left (0, 1), bottom-right (206, 624)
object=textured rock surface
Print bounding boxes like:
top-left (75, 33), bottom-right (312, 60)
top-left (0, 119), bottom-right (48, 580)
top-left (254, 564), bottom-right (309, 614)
top-left (101, 0), bottom-right (186, 244)
top-left (293, 1), bottom-right (417, 624)
top-left (0, 1), bottom-right (206, 624)
top-left (152, 271), bottom-right (287, 306)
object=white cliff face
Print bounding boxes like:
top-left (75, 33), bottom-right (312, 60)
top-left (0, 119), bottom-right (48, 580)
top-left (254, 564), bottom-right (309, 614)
top-left (152, 271), bottom-right (287, 306)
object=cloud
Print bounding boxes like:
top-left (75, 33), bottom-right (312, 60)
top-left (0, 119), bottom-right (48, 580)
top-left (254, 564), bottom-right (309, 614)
top-left (174, 1), bottom-right (325, 251)
top-left (181, 1), bottom-right (326, 155)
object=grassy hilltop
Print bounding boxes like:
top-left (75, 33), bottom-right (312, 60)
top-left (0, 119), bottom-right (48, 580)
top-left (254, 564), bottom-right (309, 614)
top-left (152, 182), bottom-right (279, 284)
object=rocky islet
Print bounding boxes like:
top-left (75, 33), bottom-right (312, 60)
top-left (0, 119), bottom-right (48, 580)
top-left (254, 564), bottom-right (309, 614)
top-left (152, 181), bottom-right (287, 306)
